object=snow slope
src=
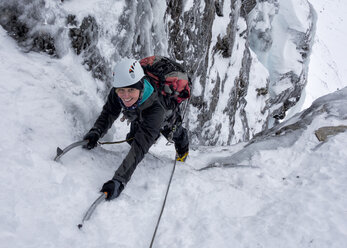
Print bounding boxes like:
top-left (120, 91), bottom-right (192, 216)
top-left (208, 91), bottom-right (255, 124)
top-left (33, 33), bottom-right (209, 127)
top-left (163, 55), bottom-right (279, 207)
top-left (1, 21), bottom-right (347, 248)
top-left (303, 0), bottom-right (347, 109)
top-left (1, 0), bottom-right (347, 246)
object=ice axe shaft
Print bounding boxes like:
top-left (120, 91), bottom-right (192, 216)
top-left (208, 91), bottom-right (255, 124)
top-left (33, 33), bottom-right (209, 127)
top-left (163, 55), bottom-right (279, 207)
top-left (54, 138), bottom-right (133, 162)
top-left (54, 140), bottom-right (88, 162)
top-left (78, 192), bottom-right (107, 229)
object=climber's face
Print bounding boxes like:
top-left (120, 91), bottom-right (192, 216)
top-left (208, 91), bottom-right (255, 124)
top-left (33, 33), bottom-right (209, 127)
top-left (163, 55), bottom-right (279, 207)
top-left (116, 88), bottom-right (141, 107)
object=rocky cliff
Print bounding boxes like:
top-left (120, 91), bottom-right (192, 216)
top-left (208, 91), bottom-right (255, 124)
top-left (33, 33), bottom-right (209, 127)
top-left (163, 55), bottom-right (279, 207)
top-left (0, 0), bottom-right (315, 145)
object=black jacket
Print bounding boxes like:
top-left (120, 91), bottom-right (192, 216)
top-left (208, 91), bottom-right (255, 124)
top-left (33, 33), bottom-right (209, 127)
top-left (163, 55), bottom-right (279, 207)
top-left (92, 87), bottom-right (165, 184)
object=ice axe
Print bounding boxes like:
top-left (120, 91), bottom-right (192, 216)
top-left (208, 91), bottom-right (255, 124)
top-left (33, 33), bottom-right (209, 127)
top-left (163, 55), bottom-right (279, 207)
top-left (54, 140), bottom-right (88, 162)
top-left (54, 138), bottom-right (133, 162)
top-left (78, 192), bottom-right (107, 229)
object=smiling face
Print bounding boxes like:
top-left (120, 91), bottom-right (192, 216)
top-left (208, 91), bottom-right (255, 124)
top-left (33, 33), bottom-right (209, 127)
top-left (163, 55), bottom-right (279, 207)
top-left (116, 88), bottom-right (141, 107)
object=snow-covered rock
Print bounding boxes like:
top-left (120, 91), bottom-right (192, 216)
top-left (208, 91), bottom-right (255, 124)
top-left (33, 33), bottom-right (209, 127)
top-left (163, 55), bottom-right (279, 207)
top-left (0, 2), bottom-right (347, 247)
top-left (0, 0), bottom-right (316, 145)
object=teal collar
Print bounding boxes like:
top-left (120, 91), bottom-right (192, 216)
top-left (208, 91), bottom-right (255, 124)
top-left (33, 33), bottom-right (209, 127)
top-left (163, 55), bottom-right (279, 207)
top-left (139, 79), bottom-right (154, 105)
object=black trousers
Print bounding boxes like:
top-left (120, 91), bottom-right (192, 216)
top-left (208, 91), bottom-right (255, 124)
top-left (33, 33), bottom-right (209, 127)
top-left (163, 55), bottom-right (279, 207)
top-left (127, 116), bottom-right (189, 155)
top-left (160, 122), bottom-right (189, 154)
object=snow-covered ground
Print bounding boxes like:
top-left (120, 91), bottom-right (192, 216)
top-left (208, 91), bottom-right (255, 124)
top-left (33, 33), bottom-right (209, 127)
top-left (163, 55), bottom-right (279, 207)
top-left (303, 0), bottom-right (347, 109)
top-left (1, 1), bottom-right (347, 248)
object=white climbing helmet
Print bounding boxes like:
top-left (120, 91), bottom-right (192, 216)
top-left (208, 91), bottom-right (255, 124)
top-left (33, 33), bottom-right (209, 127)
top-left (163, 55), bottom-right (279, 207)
top-left (112, 58), bottom-right (145, 88)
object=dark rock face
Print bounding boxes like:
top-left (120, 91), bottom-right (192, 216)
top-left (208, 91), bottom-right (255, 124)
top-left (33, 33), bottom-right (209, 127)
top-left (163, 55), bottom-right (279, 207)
top-left (0, 5), bottom-right (29, 42)
top-left (70, 16), bottom-right (98, 56)
top-left (32, 33), bottom-right (56, 55)
top-left (0, 2), bottom-right (110, 82)
top-left (0, 2), bottom-right (56, 56)
top-left (241, 0), bottom-right (257, 17)
top-left (69, 16), bottom-right (111, 83)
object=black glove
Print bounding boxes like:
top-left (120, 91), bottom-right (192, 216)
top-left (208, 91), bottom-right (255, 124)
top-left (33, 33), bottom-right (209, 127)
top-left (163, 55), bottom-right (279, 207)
top-left (83, 128), bottom-right (101, 149)
top-left (101, 179), bottom-right (124, 200)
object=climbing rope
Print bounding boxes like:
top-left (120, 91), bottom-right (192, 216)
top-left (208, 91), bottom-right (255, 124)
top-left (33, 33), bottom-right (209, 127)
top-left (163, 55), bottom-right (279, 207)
top-left (97, 137), bottom-right (134, 145)
top-left (149, 155), bottom-right (178, 248)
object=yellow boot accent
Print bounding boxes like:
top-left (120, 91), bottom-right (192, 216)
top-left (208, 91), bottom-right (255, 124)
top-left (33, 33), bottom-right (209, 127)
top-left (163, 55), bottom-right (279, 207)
top-left (176, 151), bottom-right (188, 162)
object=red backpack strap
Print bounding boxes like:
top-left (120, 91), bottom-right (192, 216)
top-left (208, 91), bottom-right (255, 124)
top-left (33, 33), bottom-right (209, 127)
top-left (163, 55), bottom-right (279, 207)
top-left (140, 56), bottom-right (191, 104)
top-left (139, 56), bottom-right (157, 67)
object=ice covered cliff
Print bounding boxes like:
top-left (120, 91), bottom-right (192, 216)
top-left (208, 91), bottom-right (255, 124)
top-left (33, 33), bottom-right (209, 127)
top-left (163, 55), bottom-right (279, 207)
top-left (0, 0), bottom-right (315, 145)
